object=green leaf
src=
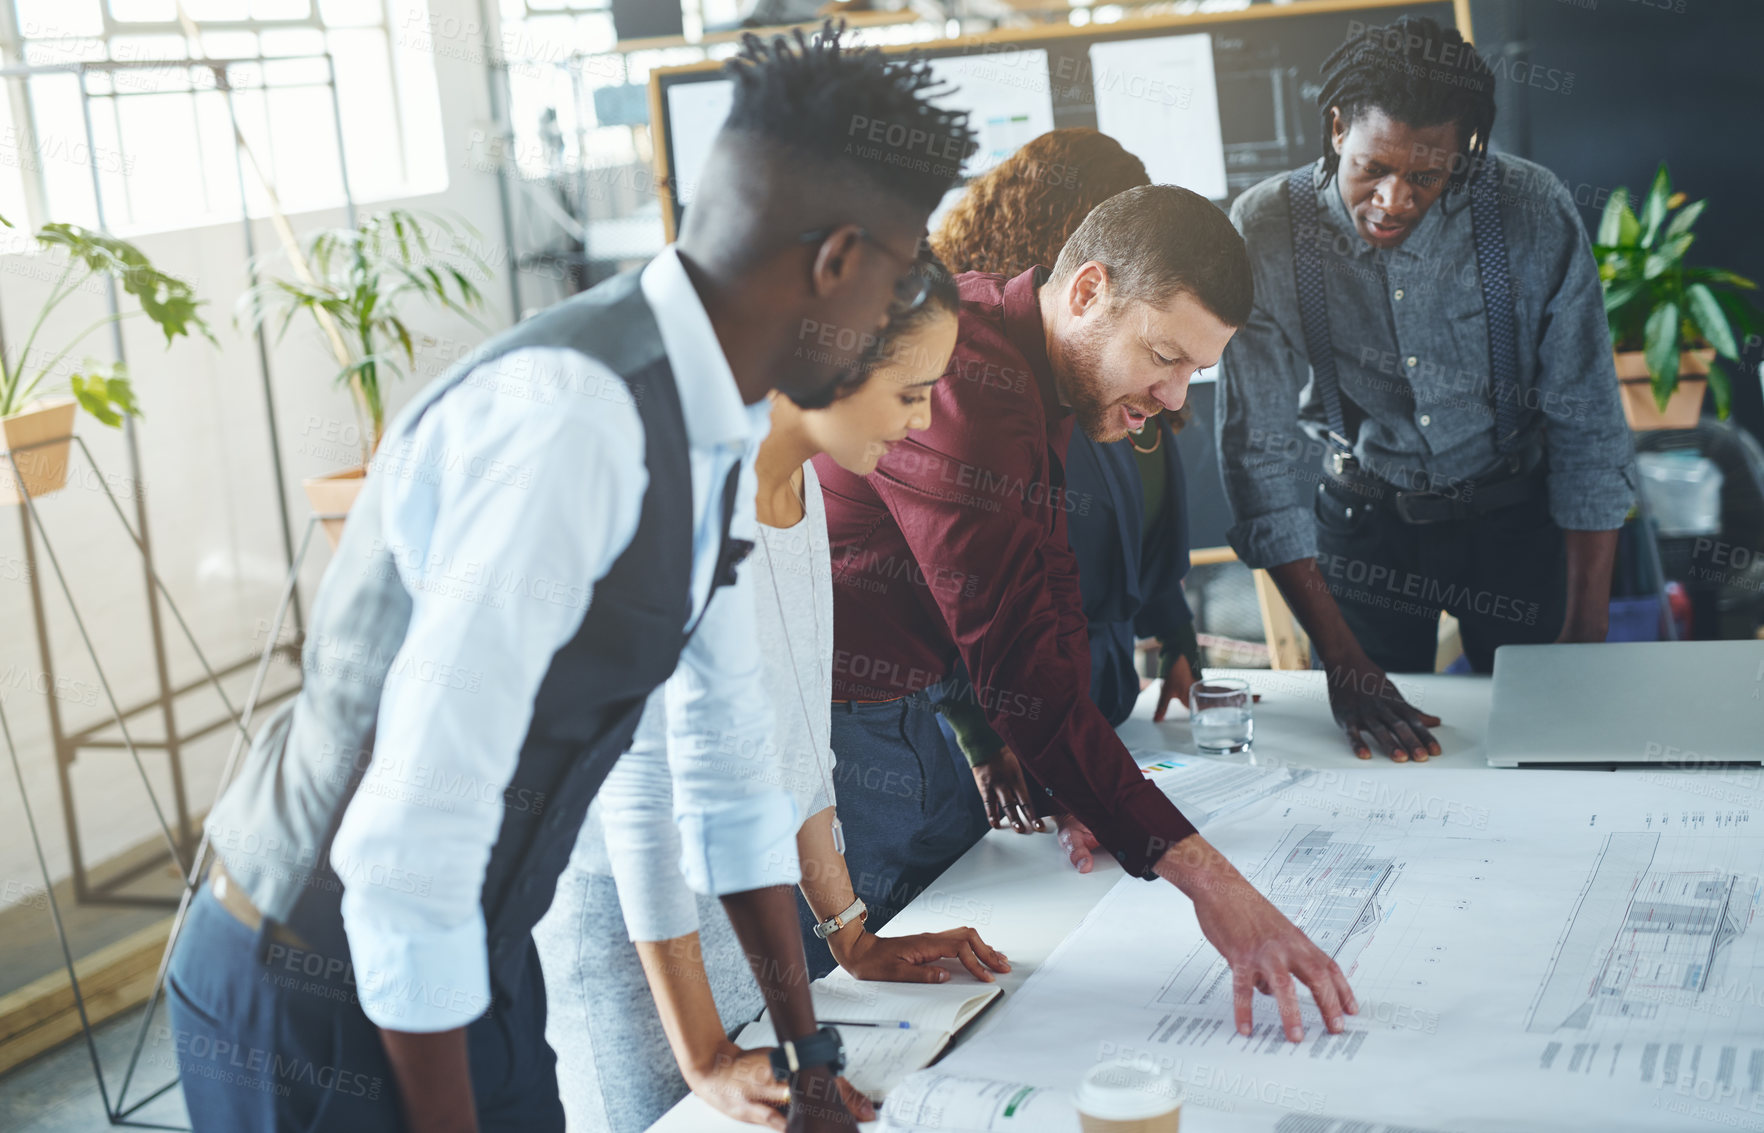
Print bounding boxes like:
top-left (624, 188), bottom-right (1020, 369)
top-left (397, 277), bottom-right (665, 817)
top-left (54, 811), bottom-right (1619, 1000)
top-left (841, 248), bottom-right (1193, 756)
top-left (1684, 267), bottom-right (1759, 291)
top-left (1643, 234), bottom-right (1693, 279)
top-left (447, 266), bottom-right (477, 301)
top-left (1686, 283), bottom-right (1740, 360)
top-left (387, 316), bottom-right (415, 366)
top-left (1598, 187), bottom-right (1631, 247)
top-left (35, 223), bottom-right (216, 346)
top-left (1706, 360), bottom-right (1732, 420)
top-left (1603, 277), bottom-right (1647, 314)
top-left (1663, 198), bottom-right (1707, 241)
top-left (1712, 288), bottom-right (1764, 347)
top-left (1644, 301), bottom-right (1681, 403)
top-left (1639, 163), bottom-right (1672, 246)
top-left (68, 362), bottom-right (139, 428)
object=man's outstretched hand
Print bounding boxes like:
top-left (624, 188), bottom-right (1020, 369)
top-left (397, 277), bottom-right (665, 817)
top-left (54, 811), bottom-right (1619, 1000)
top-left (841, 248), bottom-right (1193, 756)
top-left (1156, 835), bottom-right (1357, 1042)
top-left (1263, 558), bottom-right (1440, 762)
top-left (1325, 652), bottom-right (1441, 762)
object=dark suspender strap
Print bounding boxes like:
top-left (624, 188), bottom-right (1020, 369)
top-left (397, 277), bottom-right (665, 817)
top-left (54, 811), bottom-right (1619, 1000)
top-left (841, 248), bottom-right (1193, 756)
top-left (684, 462), bottom-right (753, 642)
top-left (1285, 161), bottom-right (1355, 455)
top-left (1289, 156), bottom-right (1526, 461)
top-left (1467, 155), bottom-right (1523, 456)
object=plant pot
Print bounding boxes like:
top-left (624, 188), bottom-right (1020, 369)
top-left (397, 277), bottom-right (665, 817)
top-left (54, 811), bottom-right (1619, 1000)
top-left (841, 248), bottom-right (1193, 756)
top-left (302, 466), bottom-right (366, 549)
top-left (1615, 348), bottom-right (1713, 431)
top-left (0, 398), bottom-right (78, 507)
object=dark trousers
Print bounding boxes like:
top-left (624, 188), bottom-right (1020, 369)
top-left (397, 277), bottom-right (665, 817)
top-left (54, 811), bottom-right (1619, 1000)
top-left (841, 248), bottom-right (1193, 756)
top-left (167, 883), bottom-right (563, 1133)
top-left (1311, 479), bottom-right (1567, 674)
top-left (798, 686), bottom-right (992, 980)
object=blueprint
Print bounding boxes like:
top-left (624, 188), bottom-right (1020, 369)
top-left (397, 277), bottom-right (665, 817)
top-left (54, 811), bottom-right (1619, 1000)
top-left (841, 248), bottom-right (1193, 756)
top-left (1156, 826), bottom-right (1398, 1012)
top-left (935, 765), bottom-right (1764, 1132)
top-left (1134, 753), bottom-right (1316, 831)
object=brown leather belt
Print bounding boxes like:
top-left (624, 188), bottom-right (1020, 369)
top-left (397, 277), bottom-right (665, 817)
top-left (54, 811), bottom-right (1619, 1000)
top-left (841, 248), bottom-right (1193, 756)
top-left (206, 859), bottom-right (309, 950)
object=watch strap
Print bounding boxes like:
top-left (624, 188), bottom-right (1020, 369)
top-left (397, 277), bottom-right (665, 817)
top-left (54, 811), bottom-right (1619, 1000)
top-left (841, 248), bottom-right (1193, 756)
top-left (769, 1025), bottom-right (846, 1081)
top-left (812, 895), bottom-right (867, 940)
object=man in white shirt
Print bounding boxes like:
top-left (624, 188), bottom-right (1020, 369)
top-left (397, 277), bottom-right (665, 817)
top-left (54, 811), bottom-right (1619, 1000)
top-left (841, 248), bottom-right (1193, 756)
top-left (170, 25), bottom-right (973, 1133)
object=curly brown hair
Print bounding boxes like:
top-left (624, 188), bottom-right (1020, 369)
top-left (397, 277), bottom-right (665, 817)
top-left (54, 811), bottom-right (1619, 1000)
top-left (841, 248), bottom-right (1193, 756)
top-left (931, 128), bottom-right (1150, 276)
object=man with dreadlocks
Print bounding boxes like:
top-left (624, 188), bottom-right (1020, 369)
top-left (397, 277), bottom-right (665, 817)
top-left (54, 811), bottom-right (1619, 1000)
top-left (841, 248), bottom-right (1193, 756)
top-left (1215, 15), bottom-right (1634, 762)
top-left (167, 23), bottom-right (966, 1133)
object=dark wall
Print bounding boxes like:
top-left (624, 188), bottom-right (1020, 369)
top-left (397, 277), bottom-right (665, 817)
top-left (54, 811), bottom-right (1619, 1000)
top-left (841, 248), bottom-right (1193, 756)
top-left (1469, 0), bottom-right (1764, 439)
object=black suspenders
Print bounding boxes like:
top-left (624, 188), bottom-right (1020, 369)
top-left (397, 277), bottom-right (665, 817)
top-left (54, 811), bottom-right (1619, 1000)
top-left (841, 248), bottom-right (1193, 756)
top-left (1285, 157), bottom-right (1524, 470)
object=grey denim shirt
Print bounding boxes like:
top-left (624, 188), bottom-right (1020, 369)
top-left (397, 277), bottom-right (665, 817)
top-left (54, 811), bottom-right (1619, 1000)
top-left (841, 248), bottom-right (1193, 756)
top-left (1214, 152), bottom-right (1637, 569)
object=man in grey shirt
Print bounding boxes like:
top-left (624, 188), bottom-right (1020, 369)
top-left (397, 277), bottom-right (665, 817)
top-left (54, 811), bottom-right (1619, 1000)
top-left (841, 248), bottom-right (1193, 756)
top-left (1216, 15), bottom-right (1635, 762)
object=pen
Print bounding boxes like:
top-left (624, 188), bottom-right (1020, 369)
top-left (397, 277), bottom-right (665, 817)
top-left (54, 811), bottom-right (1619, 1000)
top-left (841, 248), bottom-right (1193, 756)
top-left (822, 1019), bottom-right (912, 1029)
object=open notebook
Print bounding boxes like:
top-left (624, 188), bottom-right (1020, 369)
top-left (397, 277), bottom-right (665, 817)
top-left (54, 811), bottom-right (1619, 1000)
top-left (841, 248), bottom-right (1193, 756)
top-left (736, 975), bottom-right (1003, 1099)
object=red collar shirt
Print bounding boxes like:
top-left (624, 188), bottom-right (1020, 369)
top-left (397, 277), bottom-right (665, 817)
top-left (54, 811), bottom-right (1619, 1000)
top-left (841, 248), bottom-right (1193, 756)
top-left (814, 268), bottom-right (1197, 878)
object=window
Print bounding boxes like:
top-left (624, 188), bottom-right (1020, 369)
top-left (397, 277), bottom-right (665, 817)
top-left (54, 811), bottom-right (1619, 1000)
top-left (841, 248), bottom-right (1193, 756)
top-left (490, 1), bottom-right (941, 212)
top-left (0, 0), bottom-right (446, 233)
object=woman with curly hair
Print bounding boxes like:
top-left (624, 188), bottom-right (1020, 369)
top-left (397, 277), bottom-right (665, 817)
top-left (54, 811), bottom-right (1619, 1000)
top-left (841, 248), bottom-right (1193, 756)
top-left (934, 128), bottom-right (1158, 278)
top-left (930, 129), bottom-right (1203, 856)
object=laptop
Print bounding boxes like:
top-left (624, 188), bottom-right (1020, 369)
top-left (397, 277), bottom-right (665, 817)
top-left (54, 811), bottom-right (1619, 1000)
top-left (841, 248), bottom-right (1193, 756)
top-left (1486, 641), bottom-right (1764, 768)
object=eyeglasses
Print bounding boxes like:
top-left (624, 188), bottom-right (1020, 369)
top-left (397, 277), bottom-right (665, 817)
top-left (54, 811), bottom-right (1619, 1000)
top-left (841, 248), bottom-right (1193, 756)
top-left (798, 226), bottom-right (930, 312)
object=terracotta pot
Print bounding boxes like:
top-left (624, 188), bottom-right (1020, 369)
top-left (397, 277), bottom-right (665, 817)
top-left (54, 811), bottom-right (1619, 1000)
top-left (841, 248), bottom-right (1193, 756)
top-left (302, 465), bottom-right (366, 549)
top-left (0, 398), bottom-right (78, 506)
top-left (1615, 348), bottom-right (1713, 431)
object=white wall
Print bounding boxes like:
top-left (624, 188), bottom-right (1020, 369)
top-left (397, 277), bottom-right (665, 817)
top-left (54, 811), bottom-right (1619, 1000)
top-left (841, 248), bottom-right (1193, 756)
top-left (0, 0), bottom-right (524, 898)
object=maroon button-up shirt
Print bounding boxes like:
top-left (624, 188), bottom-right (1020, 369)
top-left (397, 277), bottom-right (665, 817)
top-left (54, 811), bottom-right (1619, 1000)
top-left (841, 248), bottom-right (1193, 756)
top-left (814, 268), bottom-right (1198, 878)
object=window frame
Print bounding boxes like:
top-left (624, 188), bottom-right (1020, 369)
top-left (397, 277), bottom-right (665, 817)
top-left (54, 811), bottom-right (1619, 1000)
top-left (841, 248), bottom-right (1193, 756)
top-left (0, 0), bottom-right (433, 234)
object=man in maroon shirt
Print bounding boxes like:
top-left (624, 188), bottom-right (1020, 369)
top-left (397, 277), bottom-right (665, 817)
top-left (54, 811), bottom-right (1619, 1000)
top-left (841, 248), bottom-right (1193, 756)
top-left (815, 185), bottom-right (1357, 1042)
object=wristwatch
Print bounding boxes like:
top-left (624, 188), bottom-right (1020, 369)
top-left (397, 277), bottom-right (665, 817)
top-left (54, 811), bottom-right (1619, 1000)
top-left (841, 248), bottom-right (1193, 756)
top-left (811, 896), bottom-right (867, 941)
top-left (769, 1025), bottom-right (846, 1081)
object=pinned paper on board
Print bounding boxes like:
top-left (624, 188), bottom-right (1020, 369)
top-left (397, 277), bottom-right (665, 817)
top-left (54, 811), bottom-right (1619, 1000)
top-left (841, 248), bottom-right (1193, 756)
top-left (664, 79), bottom-right (735, 206)
top-left (1088, 33), bottom-right (1229, 201)
top-left (924, 50), bottom-right (1056, 180)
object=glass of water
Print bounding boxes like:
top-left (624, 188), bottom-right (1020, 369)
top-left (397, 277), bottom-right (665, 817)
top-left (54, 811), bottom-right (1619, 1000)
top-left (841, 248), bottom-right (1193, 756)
top-left (1190, 678), bottom-right (1253, 754)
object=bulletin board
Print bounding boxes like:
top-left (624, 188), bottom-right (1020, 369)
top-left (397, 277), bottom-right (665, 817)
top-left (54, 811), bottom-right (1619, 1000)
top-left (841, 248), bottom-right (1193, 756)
top-left (646, 0), bottom-right (1472, 555)
top-left (648, 0), bottom-right (1471, 236)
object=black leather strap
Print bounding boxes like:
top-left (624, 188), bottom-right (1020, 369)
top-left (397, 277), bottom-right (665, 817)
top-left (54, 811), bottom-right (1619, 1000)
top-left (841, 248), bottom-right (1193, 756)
top-left (769, 1026), bottom-right (846, 1081)
top-left (1321, 455), bottom-right (1543, 525)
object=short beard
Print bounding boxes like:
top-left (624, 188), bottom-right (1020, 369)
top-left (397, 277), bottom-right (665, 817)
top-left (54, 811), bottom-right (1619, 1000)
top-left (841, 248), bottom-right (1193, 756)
top-left (1056, 315), bottom-right (1136, 443)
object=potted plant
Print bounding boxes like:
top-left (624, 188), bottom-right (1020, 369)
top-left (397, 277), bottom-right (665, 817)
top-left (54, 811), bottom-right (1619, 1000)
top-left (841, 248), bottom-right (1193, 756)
top-left (0, 215), bottom-right (215, 506)
top-left (238, 209), bottom-right (492, 545)
top-left (1596, 163), bottom-right (1760, 430)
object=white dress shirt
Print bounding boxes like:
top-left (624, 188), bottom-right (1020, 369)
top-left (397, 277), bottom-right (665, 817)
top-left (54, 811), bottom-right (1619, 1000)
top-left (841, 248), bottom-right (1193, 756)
top-left (596, 461), bottom-right (839, 941)
top-left (328, 248), bottom-right (795, 1032)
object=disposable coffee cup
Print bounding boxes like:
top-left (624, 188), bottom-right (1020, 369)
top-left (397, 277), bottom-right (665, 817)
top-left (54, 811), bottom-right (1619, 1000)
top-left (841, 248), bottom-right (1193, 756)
top-left (1076, 1059), bottom-right (1182, 1133)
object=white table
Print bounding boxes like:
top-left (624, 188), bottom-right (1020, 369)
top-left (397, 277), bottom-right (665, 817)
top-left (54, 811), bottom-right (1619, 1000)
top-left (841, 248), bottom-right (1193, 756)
top-left (648, 670), bottom-right (1504, 1131)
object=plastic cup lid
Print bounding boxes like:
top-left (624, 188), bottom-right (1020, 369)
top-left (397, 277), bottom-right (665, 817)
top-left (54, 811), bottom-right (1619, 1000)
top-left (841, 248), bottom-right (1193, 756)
top-left (1076, 1059), bottom-right (1183, 1121)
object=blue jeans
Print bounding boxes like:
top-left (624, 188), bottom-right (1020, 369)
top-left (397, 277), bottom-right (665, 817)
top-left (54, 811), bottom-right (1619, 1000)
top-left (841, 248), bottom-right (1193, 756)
top-left (167, 882), bottom-right (564, 1133)
top-left (799, 686), bottom-right (991, 979)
